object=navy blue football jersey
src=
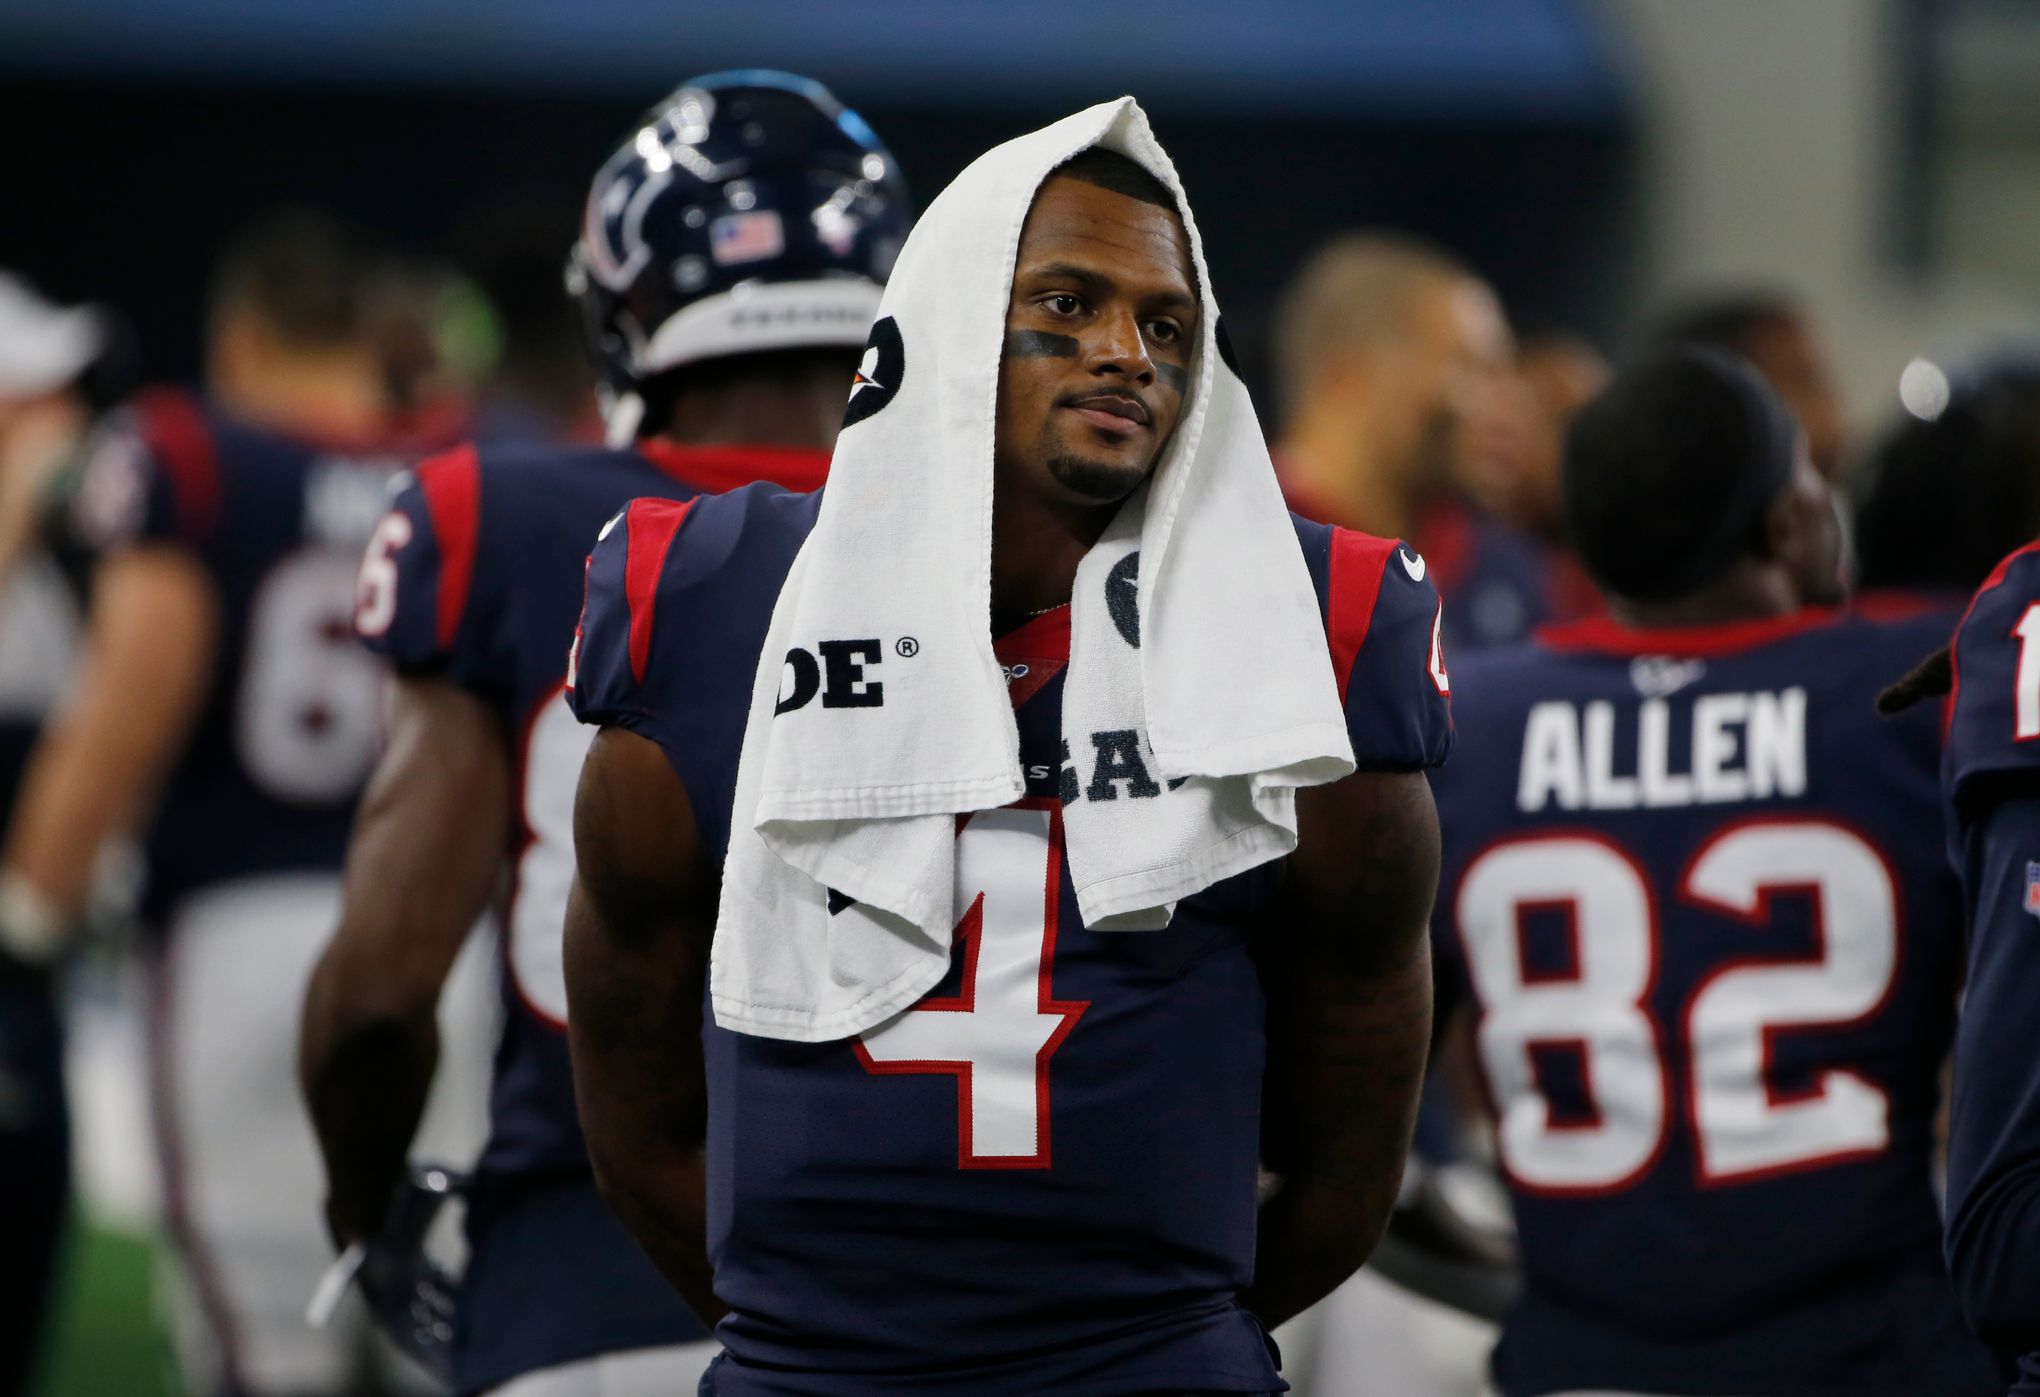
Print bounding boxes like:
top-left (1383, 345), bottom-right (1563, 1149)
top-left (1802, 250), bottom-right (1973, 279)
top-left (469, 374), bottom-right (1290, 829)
top-left (62, 389), bottom-right (442, 920)
top-left (1285, 482), bottom-right (1587, 655)
top-left (1416, 497), bottom-right (1576, 653)
top-left (1943, 542), bottom-right (2040, 1395)
top-left (357, 437), bottom-right (827, 1394)
top-left (567, 486), bottom-right (1451, 1395)
top-left (1431, 608), bottom-right (2002, 1397)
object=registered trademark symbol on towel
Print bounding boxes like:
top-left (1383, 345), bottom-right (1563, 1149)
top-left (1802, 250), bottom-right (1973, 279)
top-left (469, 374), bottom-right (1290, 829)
top-left (896, 636), bottom-right (920, 658)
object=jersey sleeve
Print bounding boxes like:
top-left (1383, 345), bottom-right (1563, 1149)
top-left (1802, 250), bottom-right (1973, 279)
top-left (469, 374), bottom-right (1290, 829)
top-left (1943, 790), bottom-right (2040, 1350)
top-left (63, 389), bottom-right (217, 556)
top-left (353, 445), bottom-right (506, 695)
top-left (571, 485), bottom-right (810, 862)
top-left (1946, 543), bottom-right (2040, 809)
top-left (1301, 522), bottom-right (1454, 771)
top-left (568, 494), bottom-right (716, 789)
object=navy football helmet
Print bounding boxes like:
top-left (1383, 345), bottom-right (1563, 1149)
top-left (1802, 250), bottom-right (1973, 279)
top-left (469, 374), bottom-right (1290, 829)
top-left (567, 70), bottom-right (909, 443)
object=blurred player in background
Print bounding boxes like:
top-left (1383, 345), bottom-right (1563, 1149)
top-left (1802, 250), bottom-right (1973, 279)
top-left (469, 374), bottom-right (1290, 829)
top-left (1647, 289), bottom-right (1849, 482)
top-left (1429, 347), bottom-right (2002, 1396)
top-left (0, 272), bottom-right (117, 1396)
top-left (2, 209), bottom-right (491, 1397)
top-left (1499, 334), bottom-right (1607, 541)
top-left (1272, 234), bottom-right (1575, 652)
top-left (1852, 351), bottom-right (2040, 603)
top-left (1269, 236), bottom-right (1553, 1397)
top-left (362, 254), bottom-right (482, 451)
top-left (0, 275), bottom-right (115, 817)
top-left (1889, 541), bottom-right (2040, 1393)
top-left (1501, 332), bottom-right (1608, 623)
top-left (299, 72), bottom-right (909, 1397)
top-left (448, 201), bottom-right (601, 444)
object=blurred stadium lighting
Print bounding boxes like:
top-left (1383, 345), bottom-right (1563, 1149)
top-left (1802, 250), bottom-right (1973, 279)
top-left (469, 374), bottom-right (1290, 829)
top-left (1899, 356), bottom-right (1951, 420)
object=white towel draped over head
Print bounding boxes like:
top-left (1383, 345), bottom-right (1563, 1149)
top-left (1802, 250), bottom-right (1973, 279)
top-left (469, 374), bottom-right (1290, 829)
top-left (711, 97), bottom-right (1355, 1042)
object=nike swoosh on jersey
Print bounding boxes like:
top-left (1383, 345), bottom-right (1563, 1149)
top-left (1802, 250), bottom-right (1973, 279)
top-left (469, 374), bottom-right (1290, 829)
top-left (1400, 548), bottom-right (1426, 582)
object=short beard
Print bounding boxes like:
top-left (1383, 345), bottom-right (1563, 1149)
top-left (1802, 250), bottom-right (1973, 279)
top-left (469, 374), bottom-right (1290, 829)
top-left (1047, 453), bottom-right (1148, 503)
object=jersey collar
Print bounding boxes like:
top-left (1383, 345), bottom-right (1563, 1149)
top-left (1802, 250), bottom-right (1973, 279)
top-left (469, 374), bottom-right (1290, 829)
top-left (636, 440), bottom-right (831, 495)
top-left (994, 606), bottom-right (1070, 709)
top-left (1536, 606), bottom-right (1842, 658)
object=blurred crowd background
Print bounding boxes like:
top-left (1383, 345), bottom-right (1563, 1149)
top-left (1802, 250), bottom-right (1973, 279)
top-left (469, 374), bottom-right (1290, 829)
top-left (5, 0), bottom-right (2040, 1393)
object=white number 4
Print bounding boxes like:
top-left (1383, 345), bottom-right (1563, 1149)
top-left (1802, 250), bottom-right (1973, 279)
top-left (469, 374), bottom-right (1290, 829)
top-left (854, 805), bottom-right (1088, 1169)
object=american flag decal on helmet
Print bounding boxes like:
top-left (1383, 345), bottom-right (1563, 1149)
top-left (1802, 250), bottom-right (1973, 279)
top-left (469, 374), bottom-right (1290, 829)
top-left (710, 211), bottom-right (786, 266)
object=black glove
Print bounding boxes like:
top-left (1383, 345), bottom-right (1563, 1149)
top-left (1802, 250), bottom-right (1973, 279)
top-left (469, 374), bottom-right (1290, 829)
top-left (356, 1165), bottom-right (467, 1384)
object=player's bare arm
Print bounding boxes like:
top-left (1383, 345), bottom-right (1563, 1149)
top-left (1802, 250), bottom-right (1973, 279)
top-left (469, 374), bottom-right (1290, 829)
top-left (2, 545), bottom-right (215, 928)
top-left (564, 725), bottom-right (723, 1327)
top-left (299, 675), bottom-right (509, 1245)
top-left (1246, 766), bottom-right (1439, 1328)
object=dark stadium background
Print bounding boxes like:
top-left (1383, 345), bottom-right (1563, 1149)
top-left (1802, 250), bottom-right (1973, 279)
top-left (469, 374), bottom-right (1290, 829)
top-left (0, 0), bottom-right (1637, 401)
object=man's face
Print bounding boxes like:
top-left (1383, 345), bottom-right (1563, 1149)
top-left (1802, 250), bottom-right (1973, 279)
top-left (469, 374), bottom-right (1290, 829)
top-left (1773, 438), bottom-right (1847, 607)
top-left (1742, 313), bottom-right (1847, 481)
top-left (994, 174), bottom-right (1198, 508)
top-left (1382, 276), bottom-right (1515, 498)
top-left (1509, 337), bottom-right (1610, 531)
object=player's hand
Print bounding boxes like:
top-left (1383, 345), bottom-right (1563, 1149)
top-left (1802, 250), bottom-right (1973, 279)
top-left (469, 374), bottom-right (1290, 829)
top-left (353, 1165), bottom-right (466, 1383)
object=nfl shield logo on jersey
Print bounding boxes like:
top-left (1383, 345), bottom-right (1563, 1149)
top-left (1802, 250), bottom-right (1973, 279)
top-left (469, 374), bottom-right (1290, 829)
top-left (2025, 861), bottom-right (2040, 918)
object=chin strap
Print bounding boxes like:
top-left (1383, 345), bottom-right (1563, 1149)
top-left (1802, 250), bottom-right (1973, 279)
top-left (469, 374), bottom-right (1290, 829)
top-left (599, 386), bottom-right (647, 449)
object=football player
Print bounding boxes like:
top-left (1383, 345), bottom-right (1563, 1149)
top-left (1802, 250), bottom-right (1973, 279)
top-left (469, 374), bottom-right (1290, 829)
top-left (298, 73), bottom-right (909, 1397)
top-left (1647, 290), bottom-right (1849, 482)
top-left (564, 117), bottom-right (1451, 1393)
top-left (1271, 235), bottom-right (1571, 653)
top-left (1, 210), bottom-right (491, 1397)
top-left (1854, 352), bottom-right (2040, 602)
top-left (1429, 347), bottom-right (2004, 1395)
top-left (1890, 542), bottom-right (2040, 1392)
top-left (0, 272), bottom-right (111, 1395)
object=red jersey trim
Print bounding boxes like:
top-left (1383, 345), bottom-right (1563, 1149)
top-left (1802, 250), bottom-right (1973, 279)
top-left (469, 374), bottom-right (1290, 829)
top-left (1945, 540), bottom-right (2040, 742)
top-left (994, 606), bottom-right (1071, 709)
top-left (1328, 529), bottom-right (1396, 704)
top-left (1849, 587), bottom-right (1956, 623)
top-left (636, 441), bottom-right (830, 495)
top-left (1413, 497), bottom-right (1476, 595)
top-left (1535, 607), bottom-right (1843, 659)
top-left (416, 446), bottom-right (482, 651)
top-left (623, 497), bottom-right (696, 684)
top-left (134, 388), bottom-right (222, 541)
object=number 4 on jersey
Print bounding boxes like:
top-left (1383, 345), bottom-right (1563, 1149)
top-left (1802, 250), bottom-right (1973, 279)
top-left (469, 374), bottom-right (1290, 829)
top-left (854, 804), bottom-right (1088, 1170)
